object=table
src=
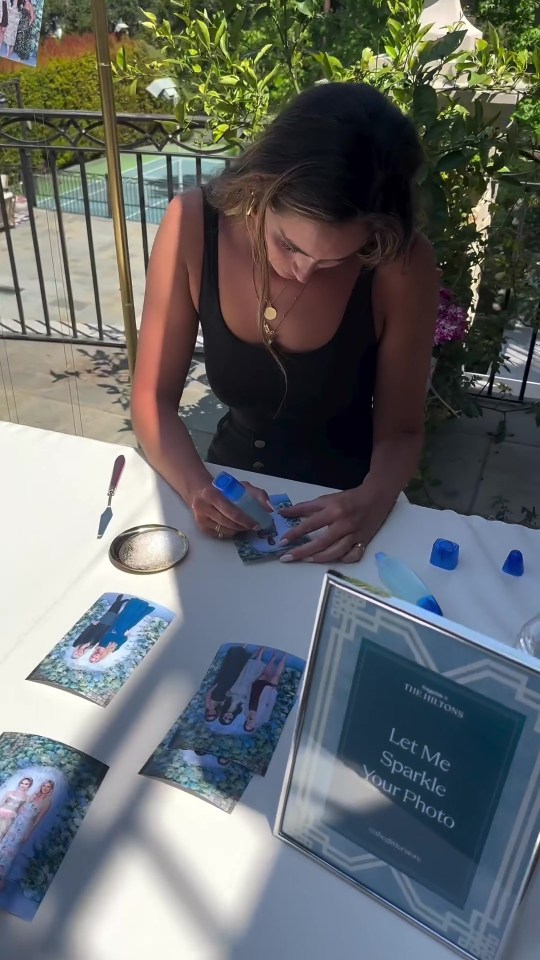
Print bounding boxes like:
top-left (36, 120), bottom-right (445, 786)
top-left (1, 421), bottom-right (539, 960)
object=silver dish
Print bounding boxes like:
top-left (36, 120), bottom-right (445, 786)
top-left (109, 524), bottom-right (189, 574)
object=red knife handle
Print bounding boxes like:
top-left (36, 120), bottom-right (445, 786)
top-left (108, 455), bottom-right (126, 496)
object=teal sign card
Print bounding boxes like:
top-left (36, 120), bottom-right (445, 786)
top-left (277, 575), bottom-right (540, 960)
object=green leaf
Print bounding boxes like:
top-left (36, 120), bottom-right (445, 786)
top-left (174, 100), bottom-right (186, 126)
top-left (418, 30), bottom-right (466, 67)
top-left (215, 19), bottom-right (227, 47)
top-left (219, 32), bottom-right (230, 59)
top-left (412, 84), bottom-right (438, 125)
top-left (193, 19), bottom-right (211, 50)
top-left (436, 149), bottom-right (468, 171)
top-left (219, 74), bottom-right (239, 85)
top-left (260, 63), bottom-right (280, 89)
top-left (128, 78), bottom-right (138, 99)
top-left (229, 7), bottom-right (247, 49)
top-left (384, 45), bottom-right (398, 60)
top-left (386, 17), bottom-right (401, 39)
top-left (295, 0), bottom-right (313, 15)
top-left (254, 43), bottom-right (272, 66)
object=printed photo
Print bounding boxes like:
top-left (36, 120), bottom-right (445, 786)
top-left (168, 643), bottom-right (305, 775)
top-left (0, 0), bottom-right (45, 68)
top-left (0, 732), bottom-right (107, 921)
top-left (28, 593), bottom-right (175, 707)
top-left (141, 747), bottom-right (252, 814)
top-left (234, 494), bottom-right (310, 564)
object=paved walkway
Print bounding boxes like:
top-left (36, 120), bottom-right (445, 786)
top-left (1, 211), bottom-right (539, 527)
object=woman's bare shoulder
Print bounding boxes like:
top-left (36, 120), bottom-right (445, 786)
top-left (158, 187), bottom-right (205, 265)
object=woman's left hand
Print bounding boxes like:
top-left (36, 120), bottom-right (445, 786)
top-left (278, 487), bottom-right (392, 564)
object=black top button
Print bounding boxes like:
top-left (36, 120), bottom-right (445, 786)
top-left (253, 461), bottom-right (264, 470)
top-left (254, 439), bottom-right (266, 449)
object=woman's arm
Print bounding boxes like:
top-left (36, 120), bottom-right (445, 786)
top-left (132, 191), bottom-right (268, 536)
top-left (131, 191), bottom-right (213, 506)
top-left (28, 1), bottom-right (35, 22)
top-left (361, 233), bottom-right (439, 508)
top-left (25, 799), bottom-right (50, 839)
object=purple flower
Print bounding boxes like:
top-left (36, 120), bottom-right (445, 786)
top-left (434, 288), bottom-right (468, 347)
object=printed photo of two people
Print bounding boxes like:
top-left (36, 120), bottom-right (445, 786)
top-left (0, 732), bottom-right (107, 921)
top-left (142, 643), bottom-right (305, 811)
top-left (234, 494), bottom-right (309, 564)
top-left (0, 0), bottom-right (45, 68)
top-left (28, 592), bottom-right (175, 707)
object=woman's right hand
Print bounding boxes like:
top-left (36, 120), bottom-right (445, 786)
top-left (191, 480), bottom-right (272, 539)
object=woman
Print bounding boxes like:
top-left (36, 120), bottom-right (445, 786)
top-left (202, 645), bottom-right (252, 723)
top-left (243, 654), bottom-right (286, 733)
top-left (132, 82), bottom-right (439, 564)
top-left (71, 593), bottom-right (130, 660)
top-left (12, 0), bottom-right (34, 61)
top-left (3, 0), bottom-right (24, 58)
top-left (218, 647), bottom-right (267, 726)
top-left (0, 776), bottom-right (33, 842)
top-left (0, 779), bottom-right (54, 891)
top-left (87, 598), bottom-right (155, 664)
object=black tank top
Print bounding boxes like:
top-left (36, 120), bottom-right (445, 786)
top-left (199, 191), bottom-right (379, 490)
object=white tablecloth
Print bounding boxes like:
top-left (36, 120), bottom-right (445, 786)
top-left (0, 421), bottom-right (539, 960)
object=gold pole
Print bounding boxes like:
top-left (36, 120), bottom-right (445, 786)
top-left (91, 0), bottom-right (138, 378)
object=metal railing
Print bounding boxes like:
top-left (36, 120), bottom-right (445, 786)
top-left (0, 107), bottom-right (228, 347)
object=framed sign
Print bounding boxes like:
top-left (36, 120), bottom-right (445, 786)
top-left (276, 573), bottom-right (540, 960)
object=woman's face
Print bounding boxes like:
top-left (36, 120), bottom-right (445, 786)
top-left (41, 782), bottom-right (54, 795)
top-left (264, 207), bottom-right (368, 284)
top-left (19, 778), bottom-right (32, 791)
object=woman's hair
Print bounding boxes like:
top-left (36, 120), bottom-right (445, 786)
top-left (35, 779), bottom-right (55, 797)
top-left (18, 776), bottom-right (33, 787)
top-left (218, 698), bottom-right (243, 726)
top-left (207, 82), bottom-right (423, 386)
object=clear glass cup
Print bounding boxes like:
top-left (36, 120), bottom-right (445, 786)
top-left (516, 615), bottom-right (540, 658)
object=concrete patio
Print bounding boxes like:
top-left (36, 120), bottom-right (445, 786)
top-left (1, 209), bottom-right (539, 527)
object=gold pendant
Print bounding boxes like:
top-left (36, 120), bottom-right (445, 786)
top-left (263, 320), bottom-right (275, 344)
top-left (263, 304), bottom-right (277, 322)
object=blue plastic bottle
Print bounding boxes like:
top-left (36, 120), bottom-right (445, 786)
top-left (375, 553), bottom-right (443, 616)
top-left (212, 472), bottom-right (274, 532)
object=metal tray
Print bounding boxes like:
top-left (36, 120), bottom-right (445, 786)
top-left (109, 524), bottom-right (189, 574)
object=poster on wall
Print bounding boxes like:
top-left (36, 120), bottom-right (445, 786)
top-left (0, 0), bottom-right (45, 68)
top-left (276, 573), bottom-right (540, 960)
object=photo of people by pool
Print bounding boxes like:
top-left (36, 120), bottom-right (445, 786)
top-left (27, 592), bottom-right (175, 706)
top-left (0, 732), bottom-right (107, 920)
top-left (162, 643), bottom-right (305, 776)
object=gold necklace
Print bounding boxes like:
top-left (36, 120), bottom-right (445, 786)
top-left (262, 282), bottom-right (289, 323)
top-left (262, 285), bottom-right (307, 345)
top-left (254, 268), bottom-right (311, 345)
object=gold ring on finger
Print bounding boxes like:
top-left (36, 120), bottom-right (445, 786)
top-left (215, 523), bottom-right (224, 540)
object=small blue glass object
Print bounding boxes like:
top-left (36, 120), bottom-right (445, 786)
top-left (430, 538), bottom-right (459, 571)
top-left (212, 471), bottom-right (245, 503)
top-left (417, 594), bottom-right (444, 616)
top-left (502, 550), bottom-right (524, 577)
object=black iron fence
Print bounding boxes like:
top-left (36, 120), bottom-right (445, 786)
top-left (0, 107), bottom-right (228, 346)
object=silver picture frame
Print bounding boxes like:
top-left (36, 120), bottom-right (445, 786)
top-left (275, 572), bottom-right (540, 960)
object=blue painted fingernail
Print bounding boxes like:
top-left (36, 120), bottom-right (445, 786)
top-left (279, 537), bottom-right (288, 545)
top-left (280, 554), bottom-right (293, 563)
